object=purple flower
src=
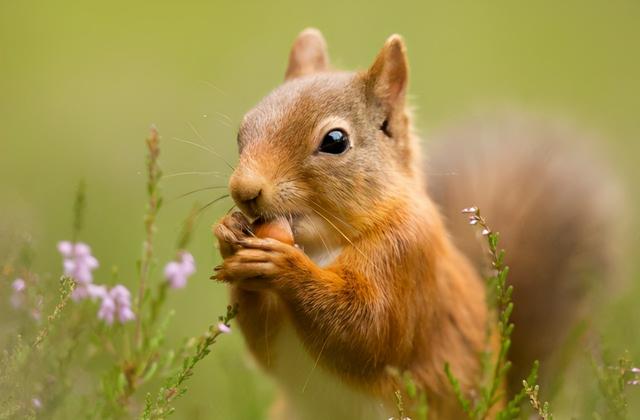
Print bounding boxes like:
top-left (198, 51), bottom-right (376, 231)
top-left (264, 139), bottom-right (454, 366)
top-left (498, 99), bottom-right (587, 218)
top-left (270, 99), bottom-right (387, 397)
top-left (58, 241), bottom-right (100, 300)
top-left (630, 367), bottom-right (640, 385)
top-left (164, 251), bottom-right (196, 289)
top-left (73, 283), bottom-right (108, 301)
top-left (97, 284), bottom-right (135, 325)
top-left (217, 322), bottom-right (231, 334)
top-left (32, 398), bottom-right (42, 410)
top-left (10, 278), bottom-right (26, 308)
top-left (12, 278), bottom-right (26, 292)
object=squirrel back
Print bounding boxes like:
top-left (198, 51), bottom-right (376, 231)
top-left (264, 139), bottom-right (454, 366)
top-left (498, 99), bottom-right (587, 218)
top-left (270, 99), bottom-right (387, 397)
top-left (426, 111), bottom-right (620, 390)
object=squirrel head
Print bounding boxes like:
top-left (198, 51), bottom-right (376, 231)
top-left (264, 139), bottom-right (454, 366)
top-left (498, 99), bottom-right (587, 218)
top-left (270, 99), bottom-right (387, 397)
top-left (229, 29), bottom-right (424, 250)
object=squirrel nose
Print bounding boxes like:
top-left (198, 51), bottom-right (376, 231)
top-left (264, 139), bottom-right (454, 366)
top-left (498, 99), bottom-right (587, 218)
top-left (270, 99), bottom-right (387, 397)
top-left (229, 171), bottom-right (266, 216)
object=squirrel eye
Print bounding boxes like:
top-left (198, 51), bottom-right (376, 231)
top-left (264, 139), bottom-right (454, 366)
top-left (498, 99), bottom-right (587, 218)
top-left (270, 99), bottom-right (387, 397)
top-left (318, 129), bottom-right (350, 155)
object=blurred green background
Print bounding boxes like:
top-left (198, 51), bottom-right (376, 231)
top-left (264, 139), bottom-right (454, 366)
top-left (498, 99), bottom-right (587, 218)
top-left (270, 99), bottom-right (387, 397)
top-left (1, 0), bottom-right (639, 418)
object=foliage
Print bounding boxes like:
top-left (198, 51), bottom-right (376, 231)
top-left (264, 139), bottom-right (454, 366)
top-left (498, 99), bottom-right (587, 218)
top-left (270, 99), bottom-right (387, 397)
top-left (523, 377), bottom-right (552, 420)
top-left (143, 304), bottom-right (238, 419)
top-left (589, 350), bottom-right (640, 420)
top-left (441, 207), bottom-right (545, 420)
top-left (390, 371), bottom-right (428, 420)
top-left (0, 128), bottom-right (234, 419)
top-left (1, 134), bottom-right (638, 419)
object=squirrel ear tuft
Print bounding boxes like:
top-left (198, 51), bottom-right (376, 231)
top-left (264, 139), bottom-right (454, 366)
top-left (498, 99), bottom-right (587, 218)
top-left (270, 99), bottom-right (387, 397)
top-left (366, 34), bottom-right (409, 106)
top-left (285, 28), bottom-right (330, 81)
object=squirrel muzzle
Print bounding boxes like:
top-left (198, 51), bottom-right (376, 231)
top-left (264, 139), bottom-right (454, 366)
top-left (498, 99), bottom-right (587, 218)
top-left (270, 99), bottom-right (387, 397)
top-left (229, 167), bottom-right (271, 219)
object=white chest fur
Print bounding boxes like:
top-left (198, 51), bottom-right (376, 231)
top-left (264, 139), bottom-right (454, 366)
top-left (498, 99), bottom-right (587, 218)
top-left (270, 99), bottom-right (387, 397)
top-left (269, 320), bottom-right (390, 420)
top-left (266, 247), bottom-right (392, 420)
top-left (308, 246), bottom-right (343, 268)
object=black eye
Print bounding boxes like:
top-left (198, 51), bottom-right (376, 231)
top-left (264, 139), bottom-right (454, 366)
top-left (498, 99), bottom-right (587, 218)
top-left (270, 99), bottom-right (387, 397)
top-left (318, 129), bottom-right (350, 155)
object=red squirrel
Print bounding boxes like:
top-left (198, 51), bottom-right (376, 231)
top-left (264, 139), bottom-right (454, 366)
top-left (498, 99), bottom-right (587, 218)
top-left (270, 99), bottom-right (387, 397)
top-left (213, 28), bottom-right (616, 419)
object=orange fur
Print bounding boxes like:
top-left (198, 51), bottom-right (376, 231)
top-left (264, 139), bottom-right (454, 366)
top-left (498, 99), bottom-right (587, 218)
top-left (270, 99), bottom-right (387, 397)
top-left (212, 29), bottom-right (490, 419)
top-left (212, 29), bottom-right (614, 419)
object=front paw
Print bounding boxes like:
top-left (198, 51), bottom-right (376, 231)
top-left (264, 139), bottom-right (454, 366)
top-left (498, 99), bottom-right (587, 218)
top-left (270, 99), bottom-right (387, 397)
top-left (213, 211), bottom-right (251, 258)
top-left (212, 237), bottom-right (312, 291)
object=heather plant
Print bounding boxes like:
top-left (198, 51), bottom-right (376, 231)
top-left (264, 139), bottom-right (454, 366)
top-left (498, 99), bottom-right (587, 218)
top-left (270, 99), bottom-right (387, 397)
top-left (588, 349), bottom-right (640, 419)
top-left (0, 127), bottom-right (638, 420)
top-left (435, 207), bottom-right (639, 420)
top-left (388, 207), bottom-right (539, 420)
top-left (522, 379), bottom-right (552, 420)
top-left (389, 371), bottom-right (428, 420)
top-left (0, 127), bottom-right (236, 419)
top-left (440, 207), bottom-right (545, 420)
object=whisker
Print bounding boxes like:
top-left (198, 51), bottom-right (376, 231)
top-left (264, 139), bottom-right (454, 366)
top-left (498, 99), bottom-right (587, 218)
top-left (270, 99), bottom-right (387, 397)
top-left (285, 191), bottom-right (338, 256)
top-left (164, 170), bottom-right (229, 180)
top-left (278, 188), bottom-right (366, 259)
top-left (188, 121), bottom-right (234, 162)
top-left (214, 118), bottom-right (233, 129)
top-left (189, 195), bottom-right (233, 235)
top-left (209, 111), bottom-right (234, 129)
top-left (307, 205), bottom-right (369, 261)
top-left (308, 200), bottom-right (360, 233)
top-left (172, 136), bottom-right (217, 155)
top-left (265, 303), bottom-right (271, 369)
top-left (188, 121), bottom-right (237, 169)
top-left (303, 213), bottom-right (330, 256)
top-left (171, 136), bottom-right (235, 171)
top-left (302, 336), bottom-right (329, 394)
top-left (214, 111), bottom-right (234, 125)
top-left (199, 80), bottom-right (229, 97)
top-left (305, 198), bottom-right (358, 233)
top-left (171, 186), bottom-right (228, 201)
top-left (187, 121), bottom-right (206, 143)
top-left (197, 194), bottom-right (231, 215)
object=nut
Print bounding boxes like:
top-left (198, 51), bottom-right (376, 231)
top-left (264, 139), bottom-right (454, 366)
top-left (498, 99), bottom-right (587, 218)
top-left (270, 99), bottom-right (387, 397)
top-left (252, 217), bottom-right (294, 245)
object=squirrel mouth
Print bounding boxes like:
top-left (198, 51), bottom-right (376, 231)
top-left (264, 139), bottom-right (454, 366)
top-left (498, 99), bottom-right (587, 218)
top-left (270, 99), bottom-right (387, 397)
top-left (252, 213), bottom-right (302, 234)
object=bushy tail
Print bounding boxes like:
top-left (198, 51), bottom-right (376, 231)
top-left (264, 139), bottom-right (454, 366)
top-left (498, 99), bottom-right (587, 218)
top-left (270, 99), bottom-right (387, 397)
top-left (426, 110), bottom-right (621, 391)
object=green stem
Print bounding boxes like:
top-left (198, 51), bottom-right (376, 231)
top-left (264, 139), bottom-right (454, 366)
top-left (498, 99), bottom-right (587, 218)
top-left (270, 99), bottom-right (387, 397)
top-left (135, 126), bottom-right (162, 349)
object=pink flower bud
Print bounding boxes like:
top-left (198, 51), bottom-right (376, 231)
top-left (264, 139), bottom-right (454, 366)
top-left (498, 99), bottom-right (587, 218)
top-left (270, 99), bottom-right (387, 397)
top-left (164, 251), bottom-right (196, 289)
top-left (97, 284), bottom-right (135, 325)
top-left (12, 278), bottom-right (25, 292)
top-left (58, 241), bottom-right (100, 299)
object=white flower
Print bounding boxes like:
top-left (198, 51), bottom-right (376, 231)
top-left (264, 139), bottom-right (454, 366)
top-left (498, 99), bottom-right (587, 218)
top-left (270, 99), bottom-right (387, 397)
top-left (217, 322), bottom-right (231, 334)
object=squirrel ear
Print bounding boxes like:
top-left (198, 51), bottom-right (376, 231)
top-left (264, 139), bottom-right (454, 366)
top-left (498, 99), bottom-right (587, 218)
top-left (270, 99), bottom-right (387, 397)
top-left (365, 35), bottom-right (409, 107)
top-left (285, 28), bottom-right (330, 81)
